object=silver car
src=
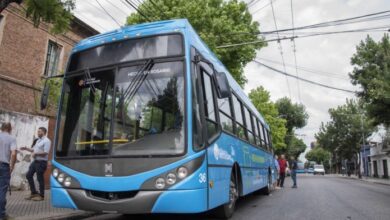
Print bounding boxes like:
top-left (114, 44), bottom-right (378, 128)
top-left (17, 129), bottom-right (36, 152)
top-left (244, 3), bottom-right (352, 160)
top-left (313, 164), bottom-right (325, 175)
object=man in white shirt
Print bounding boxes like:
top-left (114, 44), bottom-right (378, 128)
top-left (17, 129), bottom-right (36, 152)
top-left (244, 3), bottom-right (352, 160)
top-left (0, 122), bottom-right (17, 220)
top-left (21, 127), bottom-right (51, 201)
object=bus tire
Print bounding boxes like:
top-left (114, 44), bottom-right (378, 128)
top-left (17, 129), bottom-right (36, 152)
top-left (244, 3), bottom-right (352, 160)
top-left (262, 171), bottom-right (272, 195)
top-left (215, 172), bottom-right (238, 219)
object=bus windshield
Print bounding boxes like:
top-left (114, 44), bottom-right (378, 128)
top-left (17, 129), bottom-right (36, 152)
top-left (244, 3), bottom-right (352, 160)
top-left (56, 61), bottom-right (185, 157)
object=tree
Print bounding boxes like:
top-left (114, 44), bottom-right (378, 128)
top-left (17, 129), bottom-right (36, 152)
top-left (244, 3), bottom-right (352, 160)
top-left (315, 99), bottom-right (375, 175)
top-left (275, 97), bottom-right (308, 158)
top-left (350, 34), bottom-right (390, 128)
top-left (249, 86), bottom-right (287, 152)
top-left (275, 97), bottom-right (308, 133)
top-left (126, 0), bottom-right (265, 86)
top-left (1, 0), bottom-right (74, 34)
top-left (305, 147), bottom-right (331, 165)
top-left (287, 135), bottom-right (307, 159)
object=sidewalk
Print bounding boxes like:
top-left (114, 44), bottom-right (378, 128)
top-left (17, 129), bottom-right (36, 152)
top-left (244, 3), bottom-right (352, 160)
top-left (5, 190), bottom-right (94, 220)
top-left (333, 174), bottom-right (390, 186)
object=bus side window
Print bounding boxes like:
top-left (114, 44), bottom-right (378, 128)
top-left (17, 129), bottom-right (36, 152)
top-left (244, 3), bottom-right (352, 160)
top-left (244, 107), bottom-right (255, 145)
top-left (264, 129), bottom-right (269, 151)
top-left (232, 94), bottom-right (246, 141)
top-left (266, 130), bottom-right (271, 151)
top-left (201, 70), bottom-right (219, 140)
top-left (252, 115), bottom-right (260, 147)
top-left (259, 122), bottom-right (266, 149)
top-left (218, 96), bottom-right (234, 134)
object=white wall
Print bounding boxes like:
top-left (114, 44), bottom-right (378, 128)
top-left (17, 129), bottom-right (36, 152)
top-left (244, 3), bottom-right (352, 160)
top-left (0, 109), bottom-right (49, 189)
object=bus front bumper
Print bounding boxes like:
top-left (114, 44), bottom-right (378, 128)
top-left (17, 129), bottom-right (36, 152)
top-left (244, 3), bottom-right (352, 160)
top-left (51, 187), bottom-right (207, 214)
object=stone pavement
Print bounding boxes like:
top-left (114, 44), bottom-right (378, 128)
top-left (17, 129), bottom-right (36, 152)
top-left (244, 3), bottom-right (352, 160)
top-left (5, 190), bottom-right (93, 220)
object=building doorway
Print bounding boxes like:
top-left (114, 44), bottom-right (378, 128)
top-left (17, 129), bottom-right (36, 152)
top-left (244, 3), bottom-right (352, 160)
top-left (383, 160), bottom-right (388, 178)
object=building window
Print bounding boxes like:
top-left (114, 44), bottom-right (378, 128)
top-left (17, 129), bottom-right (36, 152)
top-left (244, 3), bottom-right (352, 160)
top-left (44, 40), bottom-right (61, 76)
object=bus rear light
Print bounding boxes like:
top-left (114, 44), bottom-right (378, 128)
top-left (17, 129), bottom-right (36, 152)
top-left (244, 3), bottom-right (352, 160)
top-left (177, 167), bottom-right (188, 179)
top-left (166, 173), bottom-right (176, 185)
top-left (155, 178), bottom-right (165, 189)
top-left (64, 177), bottom-right (72, 187)
top-left (52, 168), bottom-right (59, 178)
top-left (58, 173), bottom-right (65, 183)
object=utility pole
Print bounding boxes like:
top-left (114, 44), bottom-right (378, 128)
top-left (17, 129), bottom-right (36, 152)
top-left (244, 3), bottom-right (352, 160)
top-left (358, 113), bottom-right (364, 179)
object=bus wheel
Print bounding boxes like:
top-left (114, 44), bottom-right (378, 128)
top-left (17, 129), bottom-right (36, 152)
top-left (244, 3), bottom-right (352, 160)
top-left (262, 172), bottom-right (272, 195)
top-left (215, 173), bottom-right (238, 219)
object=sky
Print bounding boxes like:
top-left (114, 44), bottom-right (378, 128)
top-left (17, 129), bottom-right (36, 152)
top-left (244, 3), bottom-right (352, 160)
top-left (73, 0), bottom-right (389, 159)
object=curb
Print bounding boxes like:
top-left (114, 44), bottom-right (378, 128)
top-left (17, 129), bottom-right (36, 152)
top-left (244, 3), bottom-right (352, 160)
top-left (333, 175), bottom-right (390, 186)
top-left (15, 211), bottom-right (97, 220)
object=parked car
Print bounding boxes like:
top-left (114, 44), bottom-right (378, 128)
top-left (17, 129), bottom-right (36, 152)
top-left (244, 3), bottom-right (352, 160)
top-left (313, 164), bottom-right (325, 175)
top-left (306, 168), bottom-right (314, 173)
top-left (296, 162), bottom-right (306, 174)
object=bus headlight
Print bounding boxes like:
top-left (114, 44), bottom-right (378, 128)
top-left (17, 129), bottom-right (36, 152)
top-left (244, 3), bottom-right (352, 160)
top-left (166, 173), bottom-right (176, 185)
top-left (52, 168), bottom-right (59, 178)
top-left (155, 177), bottom-right (165, 189)
top-left (177, 167), bottom-right (188, 179)
top-left (64, 177), bottom-right (72, 187)
top-left (58, 173), bottom-right (65, 183)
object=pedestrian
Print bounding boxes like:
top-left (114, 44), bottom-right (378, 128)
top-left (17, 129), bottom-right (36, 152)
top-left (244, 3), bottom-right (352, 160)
top-left (278, 154), bottom-right (288, 188)
top-left (0, 122), bottom-right (17, 220)
top-left (274, 155), bottom-right (281, 189)
top-left (21, 127), bottom-right (51, 201)
top-left (290, 156), bottom-right (298, 188)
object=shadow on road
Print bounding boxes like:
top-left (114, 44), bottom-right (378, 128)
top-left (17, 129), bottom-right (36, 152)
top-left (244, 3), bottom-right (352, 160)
top-left (92, 192), bottom-right (270, 220)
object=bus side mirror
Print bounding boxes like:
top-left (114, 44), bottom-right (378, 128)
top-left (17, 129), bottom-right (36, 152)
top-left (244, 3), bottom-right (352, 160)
top-left (213, 71), bottom-right (231, 99)
top-left (40, 80), bottom-right (50, 110)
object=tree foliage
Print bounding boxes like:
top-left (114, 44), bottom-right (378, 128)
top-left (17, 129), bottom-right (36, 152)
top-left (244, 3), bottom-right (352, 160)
top-left (275, 97), bottom-right (308, 158)
top-left (249, 86), bottom-right (287, 152)
top-left (315, 99), bottom-right (375, 162)
top-left (126, 0), bottom-right (265, 86)
top-left (275, 97), bottom-right (308, 133)
top-left (350, 34), bottom-right (390, 128)
top-left (305, 147), bottom-right (331, 165)
top-left (286, 135), bottom-right (307, 159)
top-left (1, 0), bottom-right (74, 34)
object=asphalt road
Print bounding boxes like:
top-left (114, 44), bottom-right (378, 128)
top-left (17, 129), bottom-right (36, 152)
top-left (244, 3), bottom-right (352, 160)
top-left (79, 175), bottom-right (390, 220)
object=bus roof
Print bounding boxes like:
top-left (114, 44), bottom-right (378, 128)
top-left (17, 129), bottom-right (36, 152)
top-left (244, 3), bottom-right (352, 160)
top-left (71, 19), bottom-right (269, 130)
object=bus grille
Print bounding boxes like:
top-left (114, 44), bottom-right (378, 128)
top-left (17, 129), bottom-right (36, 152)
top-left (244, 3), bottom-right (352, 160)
top-left (87, 190), bottom-right (138, 201)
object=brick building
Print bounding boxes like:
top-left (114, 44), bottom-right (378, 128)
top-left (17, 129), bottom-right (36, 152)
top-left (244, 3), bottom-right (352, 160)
top-left (0, 4), bottom-right (99, 189)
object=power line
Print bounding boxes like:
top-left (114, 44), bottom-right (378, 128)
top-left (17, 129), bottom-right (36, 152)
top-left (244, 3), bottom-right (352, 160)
top-left (250, 0), bottom-right (276, 15)
top-left (247, 0), bottom-right (261, 7)
top-left (133, 0), bottom-right (159, 20)
top-left (254, 60), bottom-right (356, 94)
top-left (124, 0), bottom-right (152, 22)
top-left (256, 57), bottom-right (350, 80)
top-left (104, 0), bottom-right (129, 16)
top-left (216, 25), bottom-right (390, 48)
top-left (290, 0), bottom-right (302, 103)
top-left (94, 0), bottom-right (122, 27)
top-left (269, 0), bottom-right (292, 99)
top-left (75, 12), bottom-right (108, 32)
top-left (242, 10), bottom-right (390, 36)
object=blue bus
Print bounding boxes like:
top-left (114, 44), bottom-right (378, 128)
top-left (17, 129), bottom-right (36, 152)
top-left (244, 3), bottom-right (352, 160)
top-left (48, 19), bottom-right (276, 218)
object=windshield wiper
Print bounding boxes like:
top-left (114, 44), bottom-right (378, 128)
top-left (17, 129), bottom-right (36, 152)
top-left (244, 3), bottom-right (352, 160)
top-left (83, 68), bottom-right (96, 94)
top-left (120, 59), bottom-right (154, 103)
top-left (118, 59), bottom-right (154, 135)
